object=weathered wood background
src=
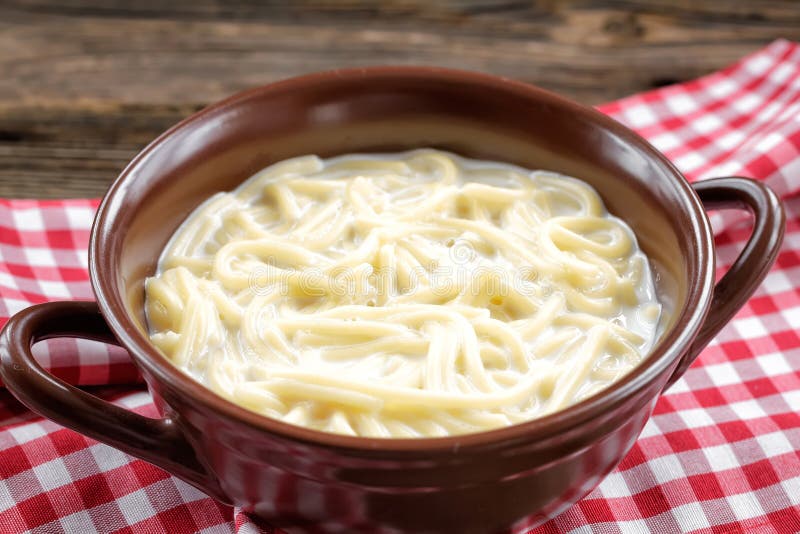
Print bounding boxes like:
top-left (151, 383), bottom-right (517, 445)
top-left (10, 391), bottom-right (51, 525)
top-left (2, 1), bottom-right (799, 197)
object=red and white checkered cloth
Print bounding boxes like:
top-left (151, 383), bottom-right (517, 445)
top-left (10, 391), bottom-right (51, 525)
top-left (2, 39), bottom-right (800, 533)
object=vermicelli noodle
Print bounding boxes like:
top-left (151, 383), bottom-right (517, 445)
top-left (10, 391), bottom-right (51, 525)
top-left (145, 149), bottom-right (661, 437)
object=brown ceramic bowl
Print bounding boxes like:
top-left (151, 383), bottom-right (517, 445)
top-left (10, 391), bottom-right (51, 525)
top-left (0, 67), bottom-right (785, 533)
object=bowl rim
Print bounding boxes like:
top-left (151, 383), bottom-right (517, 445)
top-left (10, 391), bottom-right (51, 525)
top-left (90, 65), bottom-right (715, 454)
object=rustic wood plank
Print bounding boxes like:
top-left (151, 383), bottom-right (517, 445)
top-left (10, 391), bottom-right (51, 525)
top-left (1, 1), bottom-right (798, 198)
top-left (0, 104), bottom-right (201, 197)
top-left (3, 1), bottom-right (798, 106)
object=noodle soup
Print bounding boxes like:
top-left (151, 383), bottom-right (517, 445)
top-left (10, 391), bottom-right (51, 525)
top-left (144, 149), bottom-right (661, 437)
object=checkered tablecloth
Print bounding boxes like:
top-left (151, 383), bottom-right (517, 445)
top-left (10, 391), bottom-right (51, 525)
top-left (1, 39), bottom-right (799, 533)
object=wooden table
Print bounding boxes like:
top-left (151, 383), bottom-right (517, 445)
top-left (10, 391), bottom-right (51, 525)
top-left (2, 1), bottom-right (799, 198)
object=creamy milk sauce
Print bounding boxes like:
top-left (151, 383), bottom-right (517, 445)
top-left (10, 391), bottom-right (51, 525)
top-left (145, 149), bottom-right (661, 437)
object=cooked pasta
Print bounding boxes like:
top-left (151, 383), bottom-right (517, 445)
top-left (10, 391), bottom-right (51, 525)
top-left (145, 149), bottom-right (662, 437)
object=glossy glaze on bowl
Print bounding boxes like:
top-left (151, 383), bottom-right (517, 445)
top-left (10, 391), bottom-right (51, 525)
top-left (0, 67), bottom-right (784, 533)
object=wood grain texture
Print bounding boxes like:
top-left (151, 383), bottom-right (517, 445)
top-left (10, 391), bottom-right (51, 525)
top-left (1, 1), bottom-right (798, 198)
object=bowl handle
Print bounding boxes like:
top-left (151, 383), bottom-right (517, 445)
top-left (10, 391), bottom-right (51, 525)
top-left (665, 177), bottom-right (785, 389)
top-left (0, 300), bottom-right (225, 501)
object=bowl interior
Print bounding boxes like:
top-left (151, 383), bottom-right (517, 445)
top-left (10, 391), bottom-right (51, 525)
top-left (93, 68), bottom-right (707, 434)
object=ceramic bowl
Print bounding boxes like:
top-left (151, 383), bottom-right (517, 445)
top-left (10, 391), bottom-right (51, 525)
top-left (1, 67), bottom-right (784, 533)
